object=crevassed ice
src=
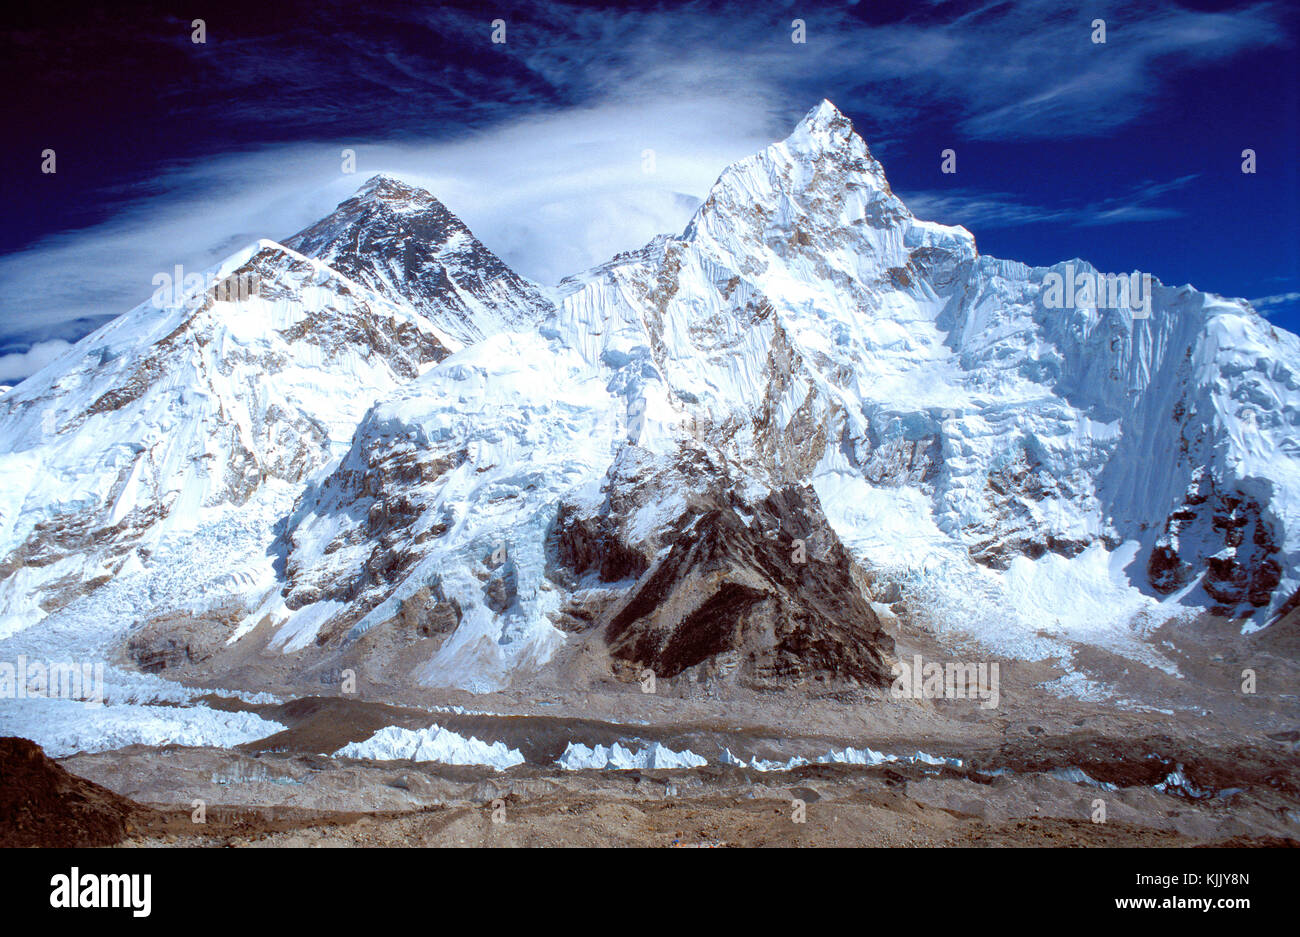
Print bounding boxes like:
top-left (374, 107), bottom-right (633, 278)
top-left (720, 746), bottom-right (962, 771)
top-left (556, 741), bottom-right (707, 770)
top-left (0, 697), bottom-right (285, 758)
top-left (334, 723), bottom-right (525, 769)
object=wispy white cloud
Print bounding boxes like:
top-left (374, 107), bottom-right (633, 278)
top-left (899, 189), bottom-right (1074, 228)
top-left (900, 174), bottom-right (1199, 230)
top-left (876, 1), bottom-right (1287, 139)
top-left (1249, 291), bottom-right (1300, 313)
top-left (1076, 175), bottom-right (1201, 226)
top-left (0, 340), bottom-right (74, 383)
top-left (0, 95), bottom-right (777, 354)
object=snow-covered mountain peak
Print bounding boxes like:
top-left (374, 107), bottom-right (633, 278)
top-left (354, 172), bottom-right (442, 203)
top-left (285, 176), bottom-right (553, 345)
top-left (551, 103), bottom-right (1298, 640)
top-left (0, 238), bottom-right (452, 636)
top-left (680, 98), bottom-right (942, 275)
top-left (309, 175), bottom-right (469, 241)
top-left (783, 98), bottom-right (879, 167)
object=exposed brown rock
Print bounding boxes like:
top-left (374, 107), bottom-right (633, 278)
top-left (483, 562), bottom-right (519, 614)
top-left (125, 606), bottom-right (243, 673)
top-left (395, 587), bottom-right (462, 636)
top-left (553, 502), bottom-right (650, 583)
top-left (966, 448), bottom-right (1094, 570)
top-left (0, 737), bottom-right (154, 847)
top-left (597, 483), bottom-right (895, 687)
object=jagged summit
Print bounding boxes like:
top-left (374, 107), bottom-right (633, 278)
top-left (680, 97), bottom-right (915, 253)
top-left (804, 98), bottom-right (842, 122)
top-left (285, 175), bottom-right (553, 345)
top-left (355, 172), bottom-right (432, 198)
top-left (315, 175), bottom-right (468, 233)
top-left (786, 99), bottom-right (871, 155)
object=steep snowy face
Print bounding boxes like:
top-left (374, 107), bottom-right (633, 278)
top-left (553, 100), bottom-right (976, 471)
top-left (285, 175), bottom-right (554, 345)
top-left (0, 240), bottom-right (450, 636)
top-left (553, 100), bottom-right (1300, 629)
top-left (254, 330), bottom-right (621, 691)
top-left (266, 338), bottom-right (897, 693)
top-left (945, 262), bottom-right (1300, 623)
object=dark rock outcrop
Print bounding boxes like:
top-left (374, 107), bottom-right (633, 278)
top-left (552, 448), bottom-right (894, 688)
top-left (0, 738), bottom-right (153, 847)
top-left (602, 485), bottom-right (894, 687)
top-left (1147, 471), bottom-right (1284, 614)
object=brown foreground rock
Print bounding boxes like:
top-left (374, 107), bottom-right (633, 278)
top-left (0, 737), bottom-right (155, 847)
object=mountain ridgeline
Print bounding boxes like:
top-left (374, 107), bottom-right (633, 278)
top-left (0, 101), bottom-right (1296, 693)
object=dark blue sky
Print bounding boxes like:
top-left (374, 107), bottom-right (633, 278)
top-left (2, 0), bottom-right (1297, 383)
